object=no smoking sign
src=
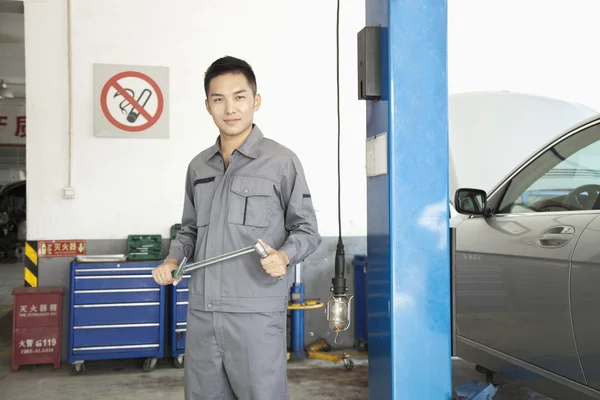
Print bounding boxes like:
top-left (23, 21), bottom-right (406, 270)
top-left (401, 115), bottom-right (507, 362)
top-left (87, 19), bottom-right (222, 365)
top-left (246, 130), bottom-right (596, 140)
top-left (94, 64), bottom-right (169, 138)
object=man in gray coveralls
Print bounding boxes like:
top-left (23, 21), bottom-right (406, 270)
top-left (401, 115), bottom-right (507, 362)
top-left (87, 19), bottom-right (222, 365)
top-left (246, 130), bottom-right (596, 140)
top-left (152, 56), bottom-right (322, 400)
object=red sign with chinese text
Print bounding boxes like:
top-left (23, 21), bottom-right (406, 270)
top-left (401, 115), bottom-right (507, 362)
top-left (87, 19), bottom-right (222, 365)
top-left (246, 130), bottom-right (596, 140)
top-left (0, 102), bottom-right (26, 145)
top-left (0, 115), bottom-right (25, 137)
top-left (14, 295), bottom-right (61, 329)
top-left (38, 240), bottom-right (86, 258)
top-left (13, 327), bottom-right (60, 365)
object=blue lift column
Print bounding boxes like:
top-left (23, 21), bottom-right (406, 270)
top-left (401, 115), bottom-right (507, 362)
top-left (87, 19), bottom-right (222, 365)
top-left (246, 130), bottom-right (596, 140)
top-left (360, 0), bottom-right (451, 398)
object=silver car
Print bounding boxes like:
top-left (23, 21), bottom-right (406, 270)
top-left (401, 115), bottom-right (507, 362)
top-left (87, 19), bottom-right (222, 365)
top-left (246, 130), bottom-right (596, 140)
top-left (453, 114), bottom-right (600, 400)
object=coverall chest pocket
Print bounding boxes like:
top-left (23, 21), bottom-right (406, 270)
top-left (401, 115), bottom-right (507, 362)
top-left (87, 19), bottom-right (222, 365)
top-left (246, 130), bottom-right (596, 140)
top-left (194, 177), bottom-right (216, 227)
top-left (228, 175), bottom-right (273, 228)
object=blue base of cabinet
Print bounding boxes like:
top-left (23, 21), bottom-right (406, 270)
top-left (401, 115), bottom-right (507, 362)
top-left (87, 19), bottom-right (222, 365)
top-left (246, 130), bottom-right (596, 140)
top-left (67, 260), bottom-right (166, 374)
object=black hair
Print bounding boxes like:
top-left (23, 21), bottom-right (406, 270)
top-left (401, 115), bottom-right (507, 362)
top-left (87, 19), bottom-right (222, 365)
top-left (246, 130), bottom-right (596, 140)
top-left (204, 56), bottom-right (257, 97)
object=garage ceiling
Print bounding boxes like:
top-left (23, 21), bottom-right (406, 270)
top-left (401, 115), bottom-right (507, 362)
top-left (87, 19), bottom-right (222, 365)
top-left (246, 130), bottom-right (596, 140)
top-left (0, 1), bottom-right (23, 16)
top-left (0, 2), bottom-right (24, 97)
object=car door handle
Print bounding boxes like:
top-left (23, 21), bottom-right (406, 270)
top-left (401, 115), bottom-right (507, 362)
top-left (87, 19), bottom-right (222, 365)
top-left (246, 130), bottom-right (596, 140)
top-left (538, 226), bottom-right (574, 248)
top-left (539, 233), bottom-right (572, 241)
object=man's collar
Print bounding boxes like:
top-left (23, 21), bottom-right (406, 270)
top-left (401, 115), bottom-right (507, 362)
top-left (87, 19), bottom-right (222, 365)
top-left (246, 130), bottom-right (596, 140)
top-left (206, 136), bottom-right (221, 161)
top-left (205, 124), bottom-right (263, 161)
top-left (236, 124), bottom-right (263, 159)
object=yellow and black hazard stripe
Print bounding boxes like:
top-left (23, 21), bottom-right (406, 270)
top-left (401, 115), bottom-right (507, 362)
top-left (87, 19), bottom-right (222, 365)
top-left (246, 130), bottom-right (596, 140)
top-left (24, 241), bottom-right (38, 287)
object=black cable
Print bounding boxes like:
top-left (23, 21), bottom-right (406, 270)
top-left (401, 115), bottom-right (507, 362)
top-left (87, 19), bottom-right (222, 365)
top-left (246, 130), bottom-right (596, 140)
top-left (336, 0), bottom-right (341, 242)
top-left (332, 0), bottom-right (346, 296)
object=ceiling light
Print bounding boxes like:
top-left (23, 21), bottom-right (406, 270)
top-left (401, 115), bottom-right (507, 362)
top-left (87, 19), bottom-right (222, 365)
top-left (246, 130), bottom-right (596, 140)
top-left (0, 81), bottom-right (14, 99)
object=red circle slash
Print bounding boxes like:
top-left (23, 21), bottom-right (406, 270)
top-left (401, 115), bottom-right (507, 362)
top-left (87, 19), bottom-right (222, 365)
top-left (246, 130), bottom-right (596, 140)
top-left (100, 70), bottom-right (164, 133)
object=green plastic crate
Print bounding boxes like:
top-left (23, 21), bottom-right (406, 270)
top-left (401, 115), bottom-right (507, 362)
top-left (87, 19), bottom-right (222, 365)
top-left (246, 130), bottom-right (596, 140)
top-left (127, 234), bottom-right (163, 261)
top-left (170, 224), bottom-right (182, 240)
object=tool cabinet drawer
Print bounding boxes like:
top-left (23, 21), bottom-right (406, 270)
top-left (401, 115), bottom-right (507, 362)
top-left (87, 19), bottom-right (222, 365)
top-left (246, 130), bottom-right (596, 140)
top-left (73, 303), bottom-right (160, 326)
top-left (73, 324), bottom-right (160, 348)
top-left (73, 275), bottom-right (158, 290)
top-left (176, 302), bottom-right (188, 323)
top-left (175, 288), bottom-right (189, 303)
top-left (176, 275), bottom-right (191, 288)
top-left (73, 288), bottom-right (161, 305)
top-left (71, 344), bottom-right (160, 357)
top-left (175, 321), bottom-right (187, 334)
top-left (72, 261), bottom-right (161, 290)
top-left (74, 264), bottom-right (157, 275)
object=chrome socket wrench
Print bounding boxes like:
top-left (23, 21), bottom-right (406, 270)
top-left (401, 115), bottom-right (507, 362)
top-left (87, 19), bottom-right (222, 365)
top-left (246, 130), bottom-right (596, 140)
top-left (171, 241), bottom-right (269, 280)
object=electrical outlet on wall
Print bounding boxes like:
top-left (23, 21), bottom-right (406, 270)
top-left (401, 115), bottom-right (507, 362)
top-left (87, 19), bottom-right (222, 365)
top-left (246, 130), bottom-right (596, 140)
top-left (63, 187), bottom-right (75, 199)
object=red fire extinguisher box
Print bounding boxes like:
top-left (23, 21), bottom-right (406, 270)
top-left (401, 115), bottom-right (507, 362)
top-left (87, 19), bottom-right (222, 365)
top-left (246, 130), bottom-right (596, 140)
top-left (12, 286), bottom-right (64, 372)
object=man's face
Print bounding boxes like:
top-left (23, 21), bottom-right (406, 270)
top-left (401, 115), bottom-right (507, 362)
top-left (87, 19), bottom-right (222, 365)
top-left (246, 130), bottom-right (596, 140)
top-left (205, 72), bottom-right (261, 138)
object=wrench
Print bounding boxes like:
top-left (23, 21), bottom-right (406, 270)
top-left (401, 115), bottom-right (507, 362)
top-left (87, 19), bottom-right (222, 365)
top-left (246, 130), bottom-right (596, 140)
top-left (171, 241), bottom-right (270, 280)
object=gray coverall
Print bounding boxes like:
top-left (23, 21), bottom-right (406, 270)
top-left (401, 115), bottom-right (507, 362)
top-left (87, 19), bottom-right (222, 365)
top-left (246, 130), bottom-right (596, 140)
top-left (167, 124), bottom-right (322, 400)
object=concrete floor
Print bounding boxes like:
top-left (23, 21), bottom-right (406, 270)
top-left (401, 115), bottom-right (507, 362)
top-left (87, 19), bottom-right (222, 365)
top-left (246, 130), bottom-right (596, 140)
top-left (0, 261), bottom-right (553, 399)
top-left (0, 350), bottom-right (552, 400)
top-left (0, 261), bottom-right (22, 316)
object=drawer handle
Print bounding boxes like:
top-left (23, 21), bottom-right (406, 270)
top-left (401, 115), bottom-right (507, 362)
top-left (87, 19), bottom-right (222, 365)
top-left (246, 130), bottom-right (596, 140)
top-left (74, 289), bottom-right (159, 294)
top-left (76, 267), bottom-right (155, 273)
top-left (74, 323), bottom-right (159, 329)
top-left (74, 302), bottom-right (160, 308)
top-left (75, 275), bottom-right (154, 279)
top-left (73, 344), bottom-right (159, 351)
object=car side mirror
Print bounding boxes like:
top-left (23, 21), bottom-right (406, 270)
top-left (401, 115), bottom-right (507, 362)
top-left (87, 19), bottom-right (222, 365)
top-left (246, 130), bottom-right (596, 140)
top-left (454, 188), bottom-right (489, 216)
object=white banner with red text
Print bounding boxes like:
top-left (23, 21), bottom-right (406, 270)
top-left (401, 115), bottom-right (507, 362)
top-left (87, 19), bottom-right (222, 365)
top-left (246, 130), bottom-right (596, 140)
top-left (0, 101), bottom-right (26, 146)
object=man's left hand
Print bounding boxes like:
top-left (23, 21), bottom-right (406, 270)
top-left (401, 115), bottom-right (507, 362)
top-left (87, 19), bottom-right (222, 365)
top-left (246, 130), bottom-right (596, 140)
top-left (257, 239), bottom-right (289, 278)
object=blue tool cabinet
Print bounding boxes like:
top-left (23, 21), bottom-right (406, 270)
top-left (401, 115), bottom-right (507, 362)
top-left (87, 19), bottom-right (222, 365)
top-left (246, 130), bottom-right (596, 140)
top-left (169, 271), bottom-right (191, 368)
top-left (67, 259), bottom-right (165, 375)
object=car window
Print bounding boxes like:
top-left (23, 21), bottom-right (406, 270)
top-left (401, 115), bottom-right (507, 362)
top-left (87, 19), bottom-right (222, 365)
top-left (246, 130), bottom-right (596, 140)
top-left (498, 122), bottom-right (600, 214)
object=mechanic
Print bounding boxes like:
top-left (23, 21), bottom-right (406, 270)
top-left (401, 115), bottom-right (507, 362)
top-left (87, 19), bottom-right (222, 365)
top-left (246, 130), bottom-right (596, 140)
top-left (152, 56), bottom-right (322, 400)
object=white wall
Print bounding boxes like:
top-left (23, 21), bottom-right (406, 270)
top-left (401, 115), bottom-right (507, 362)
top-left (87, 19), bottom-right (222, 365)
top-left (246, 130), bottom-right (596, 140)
top-left (22, 0), bottom-right (600, 241)
top-left (448, 0), bottom-right (600, 110)
top-left (24, 0), bottom-right (367, 240)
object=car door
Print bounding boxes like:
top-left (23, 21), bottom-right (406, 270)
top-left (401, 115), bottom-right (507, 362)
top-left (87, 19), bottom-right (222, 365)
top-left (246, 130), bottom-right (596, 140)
top-left (568, 179), bottom-right (600, 389)
top-left (456, 118), bottom-right (600, 384)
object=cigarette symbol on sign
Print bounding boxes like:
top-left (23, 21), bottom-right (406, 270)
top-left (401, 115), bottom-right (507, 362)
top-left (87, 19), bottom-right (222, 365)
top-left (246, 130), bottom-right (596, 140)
top-left (114, 88), bottom-right (153, 123)
top-left (100, 70), bottom-right (165, 133)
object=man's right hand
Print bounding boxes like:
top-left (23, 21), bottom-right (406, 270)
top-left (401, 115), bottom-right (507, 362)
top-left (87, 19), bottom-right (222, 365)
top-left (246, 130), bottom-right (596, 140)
top-left (152, 259), bottom-right (182, 286)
